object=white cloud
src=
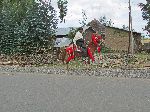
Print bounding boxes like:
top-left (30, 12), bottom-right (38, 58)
top-left (51, 0), bottom-right (148, 36)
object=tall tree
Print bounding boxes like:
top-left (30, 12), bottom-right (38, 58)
top-left (139, 1), bottom-right (150, 35)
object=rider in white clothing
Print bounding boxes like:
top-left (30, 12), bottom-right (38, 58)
top-left (73, 28), bottom-right (83, 45)
top-left (73, 27), bottom-right (87, 57)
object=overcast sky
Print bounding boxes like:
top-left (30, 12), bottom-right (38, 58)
top-left (51, 0), bottom-right (148, 37)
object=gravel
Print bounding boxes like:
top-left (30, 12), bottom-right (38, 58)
top-left (0, 65), bottom-right (149, 79)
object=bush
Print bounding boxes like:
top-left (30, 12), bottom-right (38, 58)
top-left (0, 1), bottom-right (58, 55)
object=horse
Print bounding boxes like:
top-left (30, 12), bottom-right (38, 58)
top-left (60, 28), bottom-right (104, 65)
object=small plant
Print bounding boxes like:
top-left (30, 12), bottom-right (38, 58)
top-left (68, 27), bottom-right (77, 39)
top-left (101, 46), bottom-right (112, 53)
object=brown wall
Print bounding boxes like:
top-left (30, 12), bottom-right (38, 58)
top-left (105, 27), bottom-right (142, 52)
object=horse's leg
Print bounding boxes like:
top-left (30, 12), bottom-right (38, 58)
top-left (100, 53), bottom-right (103, 60)
top-left (84, 56), bottom-right (90, 69)
top-left (66, 62), bottom-right (69, 70)
top-left (61, 49), bottom-right (66, 64)
top-left (87, 56), bottom-right (90, 64)
top-left (87, 48), bottom-right (96, 64)
top-left (61, 50), bottom-right (69, 70)
top-left (96, 52), bottom-right (102, 65)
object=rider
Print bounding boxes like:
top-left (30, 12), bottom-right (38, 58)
top-left (73, 27), bottom-right (87, 57)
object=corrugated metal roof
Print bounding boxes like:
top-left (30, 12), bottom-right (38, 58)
top-left (54, 37), bottom-right (72, 47)
top-left (55, 27), bottom-right (72, 35)
top-left (55, 26), bottom-right (90, 35)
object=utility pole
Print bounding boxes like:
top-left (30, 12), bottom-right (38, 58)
top-left (128, 0), bottom-right (131, 54)
top-left (128, 0), bottom-right (134, 55)
top-left (131, 15), bottom-right (134, 55)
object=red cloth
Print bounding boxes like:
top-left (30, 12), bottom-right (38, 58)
top-left (92, 34), bottom-right (97, 46)
top-left (65, 34), bottom-right (103, 63)
top-left (97, 46), bottom-right (101, 53)
top-left (66, 47), bottom-right (73, 54)
top-left (89, 33), bottom-right (103, 62)
top-left (66, 55), bottom-right (75, 63)
top-left (65, 44), bottom-right (76, 63)
top-left (87, 47), bottom-right (95, 62)
top-left (97, 35), bottom-right (102, 40)
top-left (92, 34), bottom-right (102, 46)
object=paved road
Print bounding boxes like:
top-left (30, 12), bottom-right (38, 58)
top-left (0, 72), bottom-right (150, 112)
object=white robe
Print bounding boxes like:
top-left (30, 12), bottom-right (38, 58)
top-left (73, 31), bottom-right (83, 45)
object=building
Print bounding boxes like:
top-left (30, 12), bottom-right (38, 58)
top-left (55, 26), bottom-right (142, 53)
top-left (105, 26), bottom-right (142, 52)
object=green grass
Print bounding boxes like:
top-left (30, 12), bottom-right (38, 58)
top-left (135, 53), bottom-right (150, 61)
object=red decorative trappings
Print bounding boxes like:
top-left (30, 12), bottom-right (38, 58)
top-left (97, 46), bottom-right (101, 53)
top-left (97, 35), bottom-right (102, 40)
top-left (92, 34), bottom-right (98, 46)
top-left (87, 47), bottom-right (95, 62)
top-left (65, 44), bottom-right (76, 63)
top-left (66, 55), bottom-right (75, 63)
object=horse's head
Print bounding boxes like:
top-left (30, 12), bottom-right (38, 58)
top-left (91, 32), bottom-right (104, 46)
top-left (83, 26), bottom-right (105, 47)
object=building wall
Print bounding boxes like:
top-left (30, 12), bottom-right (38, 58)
top-left (105, 27), bottom-right (129, 51)
top-left (105, 27), bottom-right (142, 52)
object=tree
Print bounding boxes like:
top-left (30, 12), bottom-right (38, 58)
top-left (0, 3), bottom-right (18, 55)
top-left (57, 0), bottom-right (68, 23)
top-left (15, 1), bottom-right (58, 54)
top-left (0, 0), bottom-right (68, 24)
top-left (0, 0), bottom-right (68, 55)
top-left (99, 16), bottom-right (114, 27)
top-left (122, 25), bottom-right (129, 30)
top-left (79, 9), bottom-right (88, 27)
top-left (0, 1), bottom-right (58, 55)
top-left (139, 1), bottom-right (150, 35)
top-left (0, 0), bottom-right (34, 25)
